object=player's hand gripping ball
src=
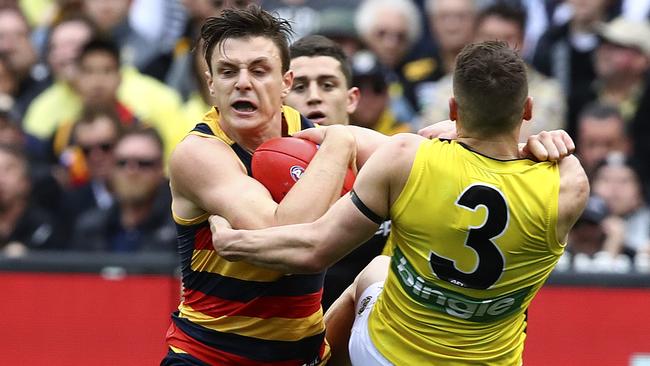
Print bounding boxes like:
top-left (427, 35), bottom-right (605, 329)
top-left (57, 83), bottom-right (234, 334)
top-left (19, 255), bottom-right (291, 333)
top-left (252, 137), bottom-right (355, 203)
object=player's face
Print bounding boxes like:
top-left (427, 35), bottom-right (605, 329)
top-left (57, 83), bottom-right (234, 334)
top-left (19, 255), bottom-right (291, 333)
top-left (207, 36), bottom-right (292, 131)
top-left (285, 56), bottom-right (357, 126)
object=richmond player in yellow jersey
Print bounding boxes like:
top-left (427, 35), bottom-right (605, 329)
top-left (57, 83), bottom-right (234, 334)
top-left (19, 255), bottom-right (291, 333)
top-left (210, 41), bottom-right (588, 365)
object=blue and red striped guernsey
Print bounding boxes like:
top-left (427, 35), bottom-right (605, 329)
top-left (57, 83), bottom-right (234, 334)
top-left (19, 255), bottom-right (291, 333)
top-left (165, 106), bottom-right (330, 366)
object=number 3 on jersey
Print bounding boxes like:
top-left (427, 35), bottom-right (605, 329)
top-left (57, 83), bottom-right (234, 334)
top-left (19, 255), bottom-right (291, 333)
top-left (429, 184), bottom-right (508, 290)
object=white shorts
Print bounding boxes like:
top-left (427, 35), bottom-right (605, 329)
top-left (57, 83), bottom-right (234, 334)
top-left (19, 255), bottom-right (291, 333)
top-left (348, 281), bottom-right (393, 366)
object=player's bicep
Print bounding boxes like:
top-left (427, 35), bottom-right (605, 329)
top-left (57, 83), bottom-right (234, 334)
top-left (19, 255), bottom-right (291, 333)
top-left (350, 133), bottom-right (424, 221)
top-left (170, 138), bottom-right (277, 229)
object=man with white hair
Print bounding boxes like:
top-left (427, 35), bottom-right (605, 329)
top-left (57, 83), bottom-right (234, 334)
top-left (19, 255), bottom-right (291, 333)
top-left (354, 0), bottom-right (436, 122)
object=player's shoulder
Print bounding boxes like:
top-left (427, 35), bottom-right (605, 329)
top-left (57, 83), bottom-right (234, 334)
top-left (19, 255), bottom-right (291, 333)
top-left (558, 155), bottom-right (588, 185)
top-left (169, 135), bottom-right (240, 178)
top-left (384, 133), bottom-right (427, 153)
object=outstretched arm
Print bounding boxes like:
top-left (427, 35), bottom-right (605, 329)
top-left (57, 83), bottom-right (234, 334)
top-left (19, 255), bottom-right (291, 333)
top-left (210, 134), bottom-right (424, 273)
top-left (419, 120), bottom-right (576, 161)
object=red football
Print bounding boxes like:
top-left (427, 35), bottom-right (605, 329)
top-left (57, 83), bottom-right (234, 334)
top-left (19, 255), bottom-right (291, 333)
top-left (252, 137), bottom-right (356, 203)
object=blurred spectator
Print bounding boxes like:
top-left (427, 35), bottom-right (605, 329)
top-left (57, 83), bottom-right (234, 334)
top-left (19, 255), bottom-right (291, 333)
top-left (580, 17), bottom-right (650, 194)
top-left (70, 127), bottom-right (175, 252)
top-left (24, 35), bottom-right (188, 164)
top-left (164, 0), bottom-right (218, 102)
top-left (0, 6), bottom-right (49, 121)
top-left (45, 14), bottom-right (95, 85)
top-left (26, 0), bottom-right (85, 57)
top-left (166, 0), bottom-right (256, 103)
top-left (285, 35), bottom-right (390, 310)
top-left (0, 144), bottom-right (63, 257)
top-left (425, 0), bottom-right (477, 75)
top-left (80, 0), bottom-right (176, 79)
top-left (263, 0), bottom-right (351, 42)
top-left (560, 194), bottom-right (630, 273)
top-left (420, 2), bottom-right (567, 140)
top-left (178, 39), bottom-right (212, 124)
top-left (414, 0), bottom-right (478, 115)
top-left (312, 7), bottom-right (363, 58)
top-left (350, 51), bottom-right (411, 135)
top-left (532, 0), bottom-right (610, 138)
top-left (0, 94), bottom-right (60, 214)
top-left (592, 153), bottom-right (650, 262)
top-left (58, 108), bottom-right (123, 234)
top-left (576, 102), bottom-right (630, 177)
top-left (355, 0), bottom-right (426, 123)
top-left (590, 17), bottom-right (650, 123)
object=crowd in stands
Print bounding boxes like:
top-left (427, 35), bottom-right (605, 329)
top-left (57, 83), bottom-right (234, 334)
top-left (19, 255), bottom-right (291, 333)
top-left (0, 0), bottom-right (648, 275)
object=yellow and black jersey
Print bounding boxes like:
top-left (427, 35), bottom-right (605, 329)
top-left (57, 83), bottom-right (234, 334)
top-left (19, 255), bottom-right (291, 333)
top-left (165, 106), bottom-right (330, 366)
top-left (369, 138), bottom-right (562, 365)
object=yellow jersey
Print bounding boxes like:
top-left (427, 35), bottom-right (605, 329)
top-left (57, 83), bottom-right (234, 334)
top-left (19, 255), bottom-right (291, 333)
top-left (368, 138), bottom-right (562, 365)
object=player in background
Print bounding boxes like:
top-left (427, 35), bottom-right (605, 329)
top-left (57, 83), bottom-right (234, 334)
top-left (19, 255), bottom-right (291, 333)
top-left (285, 35), bottom-right (390, 310)
top-left (210, 41), bottom-right (589, 365)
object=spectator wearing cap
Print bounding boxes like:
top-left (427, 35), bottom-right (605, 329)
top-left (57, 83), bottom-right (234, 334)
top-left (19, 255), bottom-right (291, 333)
top-left (70, 127), bottom-right (175, 253)
top-left (592, 153), bottom-right (650, 266)
top-left (591, 17), bottom-right (650, 124)
top-left (350, 51), bottom-right (411, 135)
top-left (420, 2), bottom-right (567, 142)
top-left (592, 17), bottom-right (650, 194)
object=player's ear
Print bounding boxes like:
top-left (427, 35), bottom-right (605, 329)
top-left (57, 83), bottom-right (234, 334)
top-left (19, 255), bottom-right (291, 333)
top-left (449, 97), bottom-right (458, 121)
top-left (205, 71), bottom-right (215, 96)
top-left (523, 96), bottom-right (533, 121)
top-left (346, 87), bottom-right (361, 114)
top-left (281, 70), bottom-right (294, 98)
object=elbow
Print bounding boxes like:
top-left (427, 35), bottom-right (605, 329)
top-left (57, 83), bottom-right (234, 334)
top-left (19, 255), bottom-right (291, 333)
top-left (292, 248), bottom-right (330, 274)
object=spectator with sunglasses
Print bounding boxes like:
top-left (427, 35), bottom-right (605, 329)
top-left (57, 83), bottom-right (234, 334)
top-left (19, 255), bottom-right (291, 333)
top-left (70, 127), bottom-right (175, 252)
top-left (57, 108), bottom-right (123, 238)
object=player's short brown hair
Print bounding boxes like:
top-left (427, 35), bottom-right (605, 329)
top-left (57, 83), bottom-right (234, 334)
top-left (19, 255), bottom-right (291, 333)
top-left (453, 40), bottom-right (528, 136)
top-left (201, 5), bottom-right (293, 73)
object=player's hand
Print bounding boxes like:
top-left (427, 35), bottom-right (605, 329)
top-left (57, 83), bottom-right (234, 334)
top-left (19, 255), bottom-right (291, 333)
top-left (417, 120), bottom-right (457, 139)
top-left (293, 127), bottom-right (326, 145)
top-left (209, 215), bottom-right (244, 262)
top-left (519, 130), bottom-right (575, 161)
top-left (305, 125), bottom-right (357, 173)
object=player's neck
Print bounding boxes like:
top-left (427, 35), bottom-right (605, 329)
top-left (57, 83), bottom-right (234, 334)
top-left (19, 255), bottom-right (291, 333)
top-left (456, 134), bottom-right (520, 160)
top-left (222, 115), bottom-right (283, 153)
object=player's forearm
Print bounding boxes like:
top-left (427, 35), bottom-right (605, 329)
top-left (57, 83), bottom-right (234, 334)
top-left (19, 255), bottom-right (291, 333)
top-left (273, 130), bottom-right (355, 225)
top-left (217, 224), bottom-right (326, 273)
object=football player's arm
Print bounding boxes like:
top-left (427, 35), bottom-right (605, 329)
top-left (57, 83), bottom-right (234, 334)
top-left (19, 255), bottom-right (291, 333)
top-left (555, 155), bottom-right (590, 243)
top-left (294, 125), bottom-right (390, 169)
top-left (419, 121), bottom-right (576, 161)
top-left (209, 134), bottom-right (423, 273)
top-left (170, 126), bottom-right (354, 230)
